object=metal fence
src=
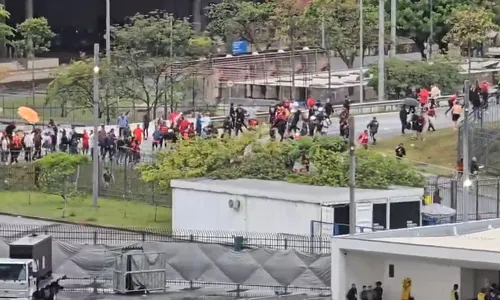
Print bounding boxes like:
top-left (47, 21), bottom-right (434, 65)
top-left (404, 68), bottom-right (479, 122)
top-left (0, 160), bottom-right (169, 205)
top-left (428, 176), bottom-right (500, 221)
top-left (0, 223), bottom-right (332, 253)
top-left (458, 98), bottom-right (500, 174)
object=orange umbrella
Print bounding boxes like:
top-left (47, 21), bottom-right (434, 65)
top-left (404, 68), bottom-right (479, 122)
top-left (17, 106), bottom-right (40, 124)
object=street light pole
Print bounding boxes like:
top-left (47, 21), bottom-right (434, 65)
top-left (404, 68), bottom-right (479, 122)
top-left (377, 0), bottom-right (385, 102)
top-left (390, 0), bottom-right (396, 57)
top-left (359, 0), bottom-right (364, 103)
top-left (428, 0), bottom-right (433, 60)
top-left (105, 0), bottom-right (111, 63)
top-left (92, 43), bottom-right (100, 208)
top-left (348, 116), bottom-right (356, 235)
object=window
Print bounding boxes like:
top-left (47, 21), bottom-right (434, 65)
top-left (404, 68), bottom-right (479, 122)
top-left (0, 264), bottom-right (27, 281)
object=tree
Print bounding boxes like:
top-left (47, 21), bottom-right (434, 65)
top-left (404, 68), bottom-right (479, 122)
top-left (0, 5), bottom-right (15, 51)
top-left (367, 59), bottom-right (463, 99)
top-left (445, 5), bottom-right (499, 55)
top-left (139, 133), bottom-right (424, 191)
top-left (35, 153), bottom-right (90, 218)
top-left (305, 0), bottom-right (380, 68)
top-left (46, 59), bottom-right (118, 123)
top-left (111, 11), bottom-right (210, 116)
top-left (12, 17), bottom-right (55, 57)
top-left (393, 0), bottom-right (497, 59)
top-left (206, 0), bottom-right (275, 51)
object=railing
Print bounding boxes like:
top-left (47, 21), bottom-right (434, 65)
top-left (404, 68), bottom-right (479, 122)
top-left (0, 223), bottom-right (332, 253)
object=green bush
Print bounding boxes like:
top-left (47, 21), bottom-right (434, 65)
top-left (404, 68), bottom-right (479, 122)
top-left (138, 134), bottom-right (425, 190)
top-left (368, 59), bottom-right (464, 99)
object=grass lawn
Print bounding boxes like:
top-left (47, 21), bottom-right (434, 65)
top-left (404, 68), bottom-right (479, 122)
top-left (0, 191), bottom-right (172, 229)
top-left (373, 128), bottom-right (458, 176)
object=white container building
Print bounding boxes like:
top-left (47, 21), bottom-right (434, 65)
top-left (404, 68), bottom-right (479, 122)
top-left (171, 178), bottom-right (424, 236)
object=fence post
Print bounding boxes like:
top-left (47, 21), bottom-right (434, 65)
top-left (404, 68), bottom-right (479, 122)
top-left (142, 232), bottom-right (146, 242)
top-left (475, 180), bottom-right (480, 221)
top-left (497, 180), bottom-right (500, 218)
top-left (93, 231), bottom-right (98, 245)
top-left (450, 180), bottom-right (457, 222)
top-left (284, 238), bottom-right (288, 250)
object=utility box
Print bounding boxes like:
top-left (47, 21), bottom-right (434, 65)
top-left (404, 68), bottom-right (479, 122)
top-left (10, 234), bottom-right (52, 279)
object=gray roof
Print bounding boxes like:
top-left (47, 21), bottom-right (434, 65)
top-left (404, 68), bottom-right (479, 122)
top-left (171, 178), bottom-right (423, 205)
top-left (337, 217), bottom-right (500, 241)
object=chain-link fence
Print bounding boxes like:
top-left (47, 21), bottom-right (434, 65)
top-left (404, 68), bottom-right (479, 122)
top-left (458, 101), bottom-right (500, 175)
top-left (0, 160), bottom-right (169, 205)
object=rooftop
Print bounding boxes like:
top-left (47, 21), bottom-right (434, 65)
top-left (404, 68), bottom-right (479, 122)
top-left (332, 218), bottom-right (500, 268)
top-left (171, 178), bottom-right (423, 205)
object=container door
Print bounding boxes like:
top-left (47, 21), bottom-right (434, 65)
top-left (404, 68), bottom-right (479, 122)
top-left (356, 202), bottom-right (373, 233)
top-left (319, 206), bottom-right (334, 236)
top-left (334, 205), bottom-right (350, 235)
top-left (372, 203), bottom-right (387, 230)
top-left (390, 201), bottom-right (421, 229)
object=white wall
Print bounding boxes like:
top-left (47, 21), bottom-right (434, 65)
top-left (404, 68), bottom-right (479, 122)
top-left (341, 252), bottom-right (461, 300)
top-left (461, 268), bottom-right (475, 300)
top-left (172, 188), bottom-right (320, 235)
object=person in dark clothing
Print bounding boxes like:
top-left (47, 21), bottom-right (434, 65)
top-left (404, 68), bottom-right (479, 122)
top-left (367, 117), bottom-right (379, 144)
top-left (222, 116), bottom-right (232, 138)
top-left (235, 105), bottom-right (247, 136)
top-left (346, 283), bottom-right (358, 300)
top-left (343, 95), bottom-right (351, 111)
top-left (395, 143), bottom-right (406, 159)
top-left (471, 156), bottom-right (480, 175)
top-left (360, 285), bottom-right (367, 300)
top-left (288, 110), bottom-right (301, 134)
top-left (229, 103), bottom-right (236, 125)
top-left (400, 106), bottom-right (408, 134)
top-left (324, 99), bottom-right (333, 118)
top-left (451, 283), bottom-right (459, 300)
top-left (374, 281), bottom-right (383, 300)
top-left (5, 122), bottom-right (15, 140)
top-left (143, 114), bottom-right (150, 140)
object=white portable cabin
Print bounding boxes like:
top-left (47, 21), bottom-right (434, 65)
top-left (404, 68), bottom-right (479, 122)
top-left (171, 178), bottom-right (423, 236)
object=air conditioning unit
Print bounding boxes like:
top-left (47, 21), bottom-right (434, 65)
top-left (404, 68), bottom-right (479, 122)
top-left (228, 199), bottom-right (241, 210)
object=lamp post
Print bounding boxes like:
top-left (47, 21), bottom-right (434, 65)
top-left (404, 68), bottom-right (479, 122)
top-left (92, 43), bottom-right (100, 208)
top-left (359, 0), bottom-right (364, 103)
top-left (105, 0), bottom-right (111, 63)
top-left (390, 0), bottom-right (396, 57)
top-left (377, 0), bottom-right (385, 102)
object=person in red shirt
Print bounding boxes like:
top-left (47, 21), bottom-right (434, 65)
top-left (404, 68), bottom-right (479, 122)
top-left (82, 129), bottom-right (89, 155)
top-left (419, 88), bottom-right (429, 107)
top-left (480, 81), bottom-right (489, 104)
top-left (306, 97), bottom-right (315, 109)
top-left (178, 117), bottom-right (190, 134)
top-left (358, 130), bottom-right (369, 149)
top-left (133, 124), bottom-right (143, 145)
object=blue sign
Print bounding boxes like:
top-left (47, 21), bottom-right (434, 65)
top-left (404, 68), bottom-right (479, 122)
top-left (232, 40), bottom-right (249, 55)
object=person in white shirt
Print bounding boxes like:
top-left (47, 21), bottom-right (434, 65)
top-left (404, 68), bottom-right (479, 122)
top-left (0, 134), bottom-right (9, 164)
top-left (23, 132), bottom-right (34, 162)
top-left (430, 84), bottom-right (441, 107)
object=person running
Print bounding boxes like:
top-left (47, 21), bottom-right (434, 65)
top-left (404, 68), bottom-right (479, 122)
top-left (426, 106), bottom-right (436, 132)
top-left (358, 130), bottom-right (369, 149)
top-left (367, 117), bottom-right (379, 144)
top-left (445, 93), bottom-right (458, 115)
top-left (452, 102), bottom-right (462, 130)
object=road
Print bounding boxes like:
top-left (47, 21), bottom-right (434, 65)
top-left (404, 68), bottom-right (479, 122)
top-left (2, 103), bottom-right (499, 157)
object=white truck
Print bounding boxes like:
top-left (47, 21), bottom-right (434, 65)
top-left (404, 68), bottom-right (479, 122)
top-left (0, 234), bottom-right (64, 300)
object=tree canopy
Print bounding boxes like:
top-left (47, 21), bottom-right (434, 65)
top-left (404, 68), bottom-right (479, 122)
top-left (445, 5), bottom-right (499, 49)
top-left (305, 0), bottom-right (381, 68)
top-left (368, 58), bottom-right (464, 99)
top-left (46, 58), bottom-right (117, 122)
top-left (12, 17), bottom-right (55, 57)
top-left (138, 133), bottom-right (425, 191)
top-left (111, 11), bottom-right (210, 113)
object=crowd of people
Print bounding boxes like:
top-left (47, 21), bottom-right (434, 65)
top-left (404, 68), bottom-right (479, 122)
top-left (347, 282), bottom-right (384, 300)
top-left (0, 81), bottom-right (497, 165)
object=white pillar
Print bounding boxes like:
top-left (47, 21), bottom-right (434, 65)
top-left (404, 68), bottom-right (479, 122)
top-left (331, 244), bottom-right (347, 300)
top-left (192, 0), bottom-right (202, 32)
top-left (25, 0), bottom-right (33, 19)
